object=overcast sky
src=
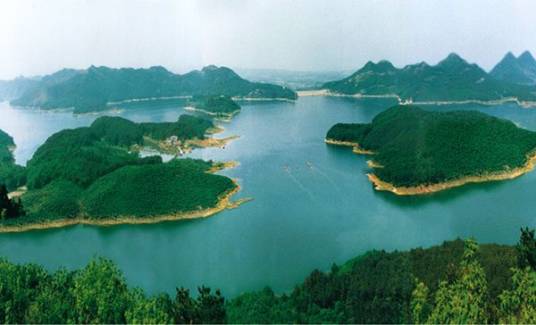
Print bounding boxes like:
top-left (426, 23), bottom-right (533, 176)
top-left (1, 0), bottom-right (535, 79)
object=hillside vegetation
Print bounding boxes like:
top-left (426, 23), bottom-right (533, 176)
top-left (326, 106), bottom-right (536, 190)
top-left (0, 115), bottom-right (237, 227)
top-left (323, 53), bottom-right (536, 102)
top-left (0, 129), bottom-right (26, 191)
top-left (187, 95), bottom-right (241, 118)
top-left (8, 65), bottom-right (296, 112)
top-left (0, 228), bottom-right (534, 323)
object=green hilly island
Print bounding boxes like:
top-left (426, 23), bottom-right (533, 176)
top-left (326, 106), bottom-right (536, 194)
top-left (2, 65), bottom-right (296, 113)
top-left (186, 95), bottom-right (241, 119)
top-left (322, 53), bottom-right (536, 103)
top-left (0, 115), bottom-right (239, 230)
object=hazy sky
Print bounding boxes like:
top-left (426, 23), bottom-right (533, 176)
top-left (1, 0), bottom-right (535, 79)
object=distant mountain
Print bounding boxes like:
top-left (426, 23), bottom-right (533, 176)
top-left (9, 65), bottom-right (296, 112)
top-left (0, 77), bottom-right (40, 102)
top-left (490, 51), bottom-right (536, 85)
top-left (323, 53), bottom-right (536, 102)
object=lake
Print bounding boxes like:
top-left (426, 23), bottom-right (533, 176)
top-left (0, 96), bottom-right (535, 297)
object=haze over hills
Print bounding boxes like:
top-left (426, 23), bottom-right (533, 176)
top-left (490, 51), bottom-right (536, 85)
top-left (322, 52), bottom-right (536, 103)
top-left (1, 65), bottom-right (297, 113)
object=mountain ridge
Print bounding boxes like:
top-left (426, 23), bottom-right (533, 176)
top-left (5, 65), bottom-right (297, 113)
top-left (490, 51), bottom-right (536, 85)
top-left (323, 52), bottom-right (536, 102)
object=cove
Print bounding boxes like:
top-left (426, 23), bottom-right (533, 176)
top-left (0, 97), bottom-right (535, 297)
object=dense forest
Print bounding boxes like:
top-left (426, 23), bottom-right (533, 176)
top-left (188, 95), bottom-right (241, 118)
top-left (5, 65), bottom-right (296, 113)
top-left (326, 106), bottom-right (536, 188)
top-left (0, 130), bottom-right (26, 191)
top-left (0, 228), bottom-right (534, 323)
top-left (0, 115), bottom-right (237, 227)
top-left (0, 185), bottom-right (24, 219)
top-left (322, 53), bottom-right (536, 102)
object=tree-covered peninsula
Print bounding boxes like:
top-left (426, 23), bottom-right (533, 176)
top-left (186, 95), bottom-right (241, 119)
top-left (0, 228), bottom-right (534, 323)
top-left (0, 115), bottom-right (242, 231)
top-left (5, 65), bottom-right (297, 113)
top-left (326, 106), bottom-right (536, 195)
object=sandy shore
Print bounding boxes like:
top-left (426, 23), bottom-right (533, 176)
top-left (298, 89), bottom-right (536, 108)
top-left (325, 138), bottom-right (375, 155)
top-left (367, 152), bottom-right (536, 195)
top-left (299, 89), bottom-right (400, 100)
top-left (232, 96), bottom-right (296, 102)
top-left (0, 172), bottom-right (249, 234)
top-left (184, 106), bottom-right (240, 122)
top-left (409, 97), bottom-right (536, 108)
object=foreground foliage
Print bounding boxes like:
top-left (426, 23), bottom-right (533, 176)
top-left (1, 229), bottom-right (533, 323)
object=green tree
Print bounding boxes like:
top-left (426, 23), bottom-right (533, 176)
top-left (172, 287), bottom-right (198, 323)
top-left (125, 289), bottom-right (172, 324)
top-left (25, 269), bottom-right (75, 323)
top-left (71, 257), bottom-right (129, 324)
top-left (410, 280), bottom-right (430, 324)
top-left (498, 267), bottom-right (536, 323)
top-left (197, 286), bottom-right (226, 324)
top-left (427, 239), bottom-right (489, 324)
top-left (0, 260), bottom-right (48, 323)
top-left (517, 227), bottom-right (536, 271)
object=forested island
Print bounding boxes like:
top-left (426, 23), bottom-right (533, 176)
top-left (321, 52), bottom-right (536, 105)
top-left (0, 65), bottom-right (297, 113)
top-left (326, 106), bottom-right (536, 195)
top-left (0, 228), bottom-right (534, 323)
top-left (0, 115), bottom-right (243, 231)
top-left (185, 95), bottom-right (241, 120)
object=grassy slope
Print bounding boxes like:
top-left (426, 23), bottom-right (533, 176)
top-left (326, 106), bottom-right (536, 187)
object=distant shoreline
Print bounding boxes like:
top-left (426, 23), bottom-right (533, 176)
top-left (184, 106), bottom-right (240, 122)
top-left (299, 89), bottom-right (536, 108)
top-left (9, 95), bottom-right (296, 114)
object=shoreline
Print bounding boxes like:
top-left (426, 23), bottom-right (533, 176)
top-left (367, 152), bottom-right (536, 195)
top-left (298, 89), bottom-right (536, 108)
top-left (0, 169), bottom-right (248, 234)
top-left (184, 106), bottom-right (240, 122)
top-left (10, 95), bottom-right (296, 115)
top-left (324, 138), bottom-right (375, 155)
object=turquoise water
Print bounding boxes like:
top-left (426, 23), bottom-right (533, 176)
top-left (0, 97), bottom-right (535, 297)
